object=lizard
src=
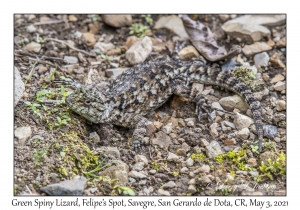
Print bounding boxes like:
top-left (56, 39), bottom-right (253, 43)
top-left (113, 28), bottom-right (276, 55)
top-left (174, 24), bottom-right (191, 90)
top-left (65, 49), bottom-right (264, 152)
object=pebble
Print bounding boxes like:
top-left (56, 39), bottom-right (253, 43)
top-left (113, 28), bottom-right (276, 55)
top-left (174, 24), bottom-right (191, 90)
top-left (23, 42), bottom-right (41, 53)
top-left (247, 158), bottom-right (257, 167)
top-left (242, 42), bottom-right (272, 56)
top-left (224, 121), bottom-right (236, 129)
top-left (260, 151), bottom-right (277, 164)
top-left (206, 141), bottom-right (224, 159)
top-left (274, 190), bottom-right (286, 196)
top-left (96, 147), bottom-right (120, 159)
top-left (26, 24), bottom-right (37, 33)
top-left (198, 165), bottom-right (210, 173)
top-left (162, 123), bottom-right (173, 134)
top-left (254, 52), bottom-right (269, 67)
top-left (175, 149), bottom-right (186, 156)
top-left (276, 100), bottom-right (286, 111)
top-left (226, 174), bottom-right (234, 185)
top-left (178, 46), bottom-right (200, 60)
top-left (210, 123), bottom-right (219, 137)
top-left (27, 14), bottom-right (36, 21)
top-left (139, 180), bottom-right (147, 185)
top-left (88, 132), bottom-right (100, 143)
top-left (181, 167), bottom-right (189, 173)
top-left (107, 48), bottom-right (122, 56)
top-left (149, 170), bottom-right (157, 175)
top-left (132, 162), bottom-right (145, 171)
top-left (68, 15), bottom-right (77, 22)
top-left (276, 37), bottom-right (286, 48)
top-left (237, 127), bottom-right (250, 140)
top-left (105, 68), bottom-right (127, 79)
top-left (274, 81), bottom-right (286, 91)
top-left (124, 36), bottom-right (141, 49)
top-left (162, 181), bottom-right (177, 189)
top-left (151, 131), bottom-right (172, 148)
top-left (234, 113), bottom-right (254, 130)
top-left (270, 74), bottom-right (285, 84)
top-left (154, 15), bottom-right (189, 40)
top-left (102, 15), bottom-right (132, 27)
top-left (186, 158), bottom-right (194, 167)
top-left (125, 36), bottom-right (152, 65)
top-left (219, 95), bottom-right (248, 112)
top-left (188, 185), bottom-right (197, 194)
top-left (94, 42), bottom-right (115, 53)
top-left (15, 126), bottom-right (32, 146)
top-left (82, 32), bottom-right (96, 47)
top-left (222, 22), bottom-right (270, 42)
top-left (224, 138), bottom-right (236, 146)
top-left (41, 176), bottom-right (86, 196)
top-left (128, 171), bottom-right (147, 179)
top-left (199, 175), bottom-right (212, 184)
top-left (135, 155), bottom-right (149, 165)
top-left (157, 189), bottom-right (171, 196)
top-left (74, 31), bottom-right (83, 39)
top-left (167, 152), bottom-right (180, 161)
top-left (14, 67), bottom-right (25, 106)
top-left (200, 138), bottom-right (209, 147)
top-left (64, 56), bottom-right (78, 64)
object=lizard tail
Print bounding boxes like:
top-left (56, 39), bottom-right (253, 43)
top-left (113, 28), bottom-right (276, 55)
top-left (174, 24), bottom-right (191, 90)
top-left (193, 64), bottom-right (264, 152)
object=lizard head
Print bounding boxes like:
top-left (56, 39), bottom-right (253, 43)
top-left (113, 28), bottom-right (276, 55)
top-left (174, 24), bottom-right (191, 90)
top-left (66, 85), bottom-right (109, 123)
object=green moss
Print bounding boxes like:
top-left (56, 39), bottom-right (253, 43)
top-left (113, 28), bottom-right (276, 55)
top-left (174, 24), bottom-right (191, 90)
top-left (190, 153), bottom-right (208, 162)
top-left (129, 23), bottom-right (151, 38)
top-left (233, 66), bottom-right (262, 91)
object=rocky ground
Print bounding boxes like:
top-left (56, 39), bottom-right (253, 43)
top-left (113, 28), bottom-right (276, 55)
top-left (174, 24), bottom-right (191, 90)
top-left (14, 14), bottom-right (286, 196)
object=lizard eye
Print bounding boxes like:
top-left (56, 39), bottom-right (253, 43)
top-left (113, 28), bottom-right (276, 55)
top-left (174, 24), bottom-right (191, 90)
top-left (85, 100), bottom-right (91, 105)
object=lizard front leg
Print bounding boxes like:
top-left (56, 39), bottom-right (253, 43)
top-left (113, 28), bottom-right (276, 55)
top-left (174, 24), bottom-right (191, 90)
top-left (131, 115), bottom-right (149, 149)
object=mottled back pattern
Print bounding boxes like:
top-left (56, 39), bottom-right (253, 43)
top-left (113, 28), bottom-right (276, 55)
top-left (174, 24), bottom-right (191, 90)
top-left (66, 55), bottom-right (263, 151)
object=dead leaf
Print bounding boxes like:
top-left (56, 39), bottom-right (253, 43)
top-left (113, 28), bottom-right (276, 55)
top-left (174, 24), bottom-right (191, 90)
top-left (180, 15), bottom-right (241, 62)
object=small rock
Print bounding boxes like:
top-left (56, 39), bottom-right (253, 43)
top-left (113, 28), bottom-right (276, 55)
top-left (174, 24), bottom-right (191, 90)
top-left (178, 118), bottom-right (186, 127)
top-left (182, 142), bottom-right (191, 152)
top-left (178, 46), bottom-right (200, 60)
top-left (242, 42), bottom-right (272, 56)
top-left (132, 162), bottom-right (145, 171)
top-left (128, 171), bottom-right (147, 179)
top-left (41, 176), bottom-right (86, 196)
top-left (181, 167), bottom-right (189, 173)
top-left (125, 36), bottom-right (152, 65)
top-left (151, 131), bottom-right (172, 148)
top-left (15, 126), bottom-right (32, 145)
top-left (99, 161), bottom-right (129, 185)
top-left (157, 189), bottom-right (170, 196)
top-left (276, 100), bottom-right (286, 111)
top-left (162, 181), bottom-right (177, 189)
top-left (14, 67), bottom-right (25, 106)
top-left (82, 33), bottom-right (96, 47)
top-left (64, 56), bottom-right (78, 64)
top-left (68, 15), bottom-right (77, 22)
top-left (270, 74), bottom-right (285, 84)
top-left (88, 132), bottom-right (100, 143)
top-left (94, 42), bottom-right (115, 53)
top-left (27, 14), bottom-right (36, 21)
top-left (253, 191), bottom-right (263, 196)
top-left (222, 22), bottom-right (270, 42)
top-left (276, 37), bottom-right (286, 47)
top-left (219, 95), bottom-right (248, 112)
top-left (224, 121), bottom-right (236, 129)
top-left (274, 190), bottom-right (286, 196)
top-left (267, 39), bottom-right (275, 47)
top-left (219, 14), bottom-right (229, 21)
top-left (74, 31), bottom-right (83, 39)
top-left (102, 15), bottom-right (132, 27)
top-left (176, 149), bottom-right (186, 156)
top-left (154, 15), bottom-right (189, 40)
top-left (186, 158), bottom-right (194, 167)
top-left (124, 36), bottom-right (141, 49)
top-left (167, 152), bottom-right (179, 161)
top-left (96, 147), bottom-right (120, 159)
top-left (105, 68), bottom-right (127, 79)
top-left (198, 165), bottom-right (210, 173)
top-left (199, 175), bottom-right (212, 184)
top-left (206, 141), bottom-right (224, 159)
top-left (200, 138), bottom-right (209, 147)
top-left (249, 171), bottom-right (259, 177)
top-left (212, 102), bottom-right (225, 116)
top-left (149, 170), bottom-right (157, 174)
top-left (222, 15), bottom-right (286, 27)
top-left (106, 48), bottom-right (122, 56)
top-left (274, 81), bottom-right (286, 91)
top-left (146, 123), bottom-right (156, 137)
top-left (237, 128), bottom-right (250, 140)
top-left (224, 138), bottom-right (236, 146)
top-left (210, 123), bottom-right (219, 137)
top-left (26, 24), bottom-right (36, 33)
top-left (188, 185), bottom-right (197, 194)
top-left (270, 52), bottom-right (285, 68)
top-left (135, 155), bottom-right (148, 165)
top-left (234, 113), bottom-right (254, 130)
top-left (247, 158), bottom-right (257, 167)
top-left (153, 121), bottom-right (163, 129)
top-left (226, 174), bottom-right (234, 185)
top-left (23, 42), bottom-right (41, 53)
top-left (162, 123), bottom-right (172, 134)
top-left (254, 52), bottom-right (269, 67)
